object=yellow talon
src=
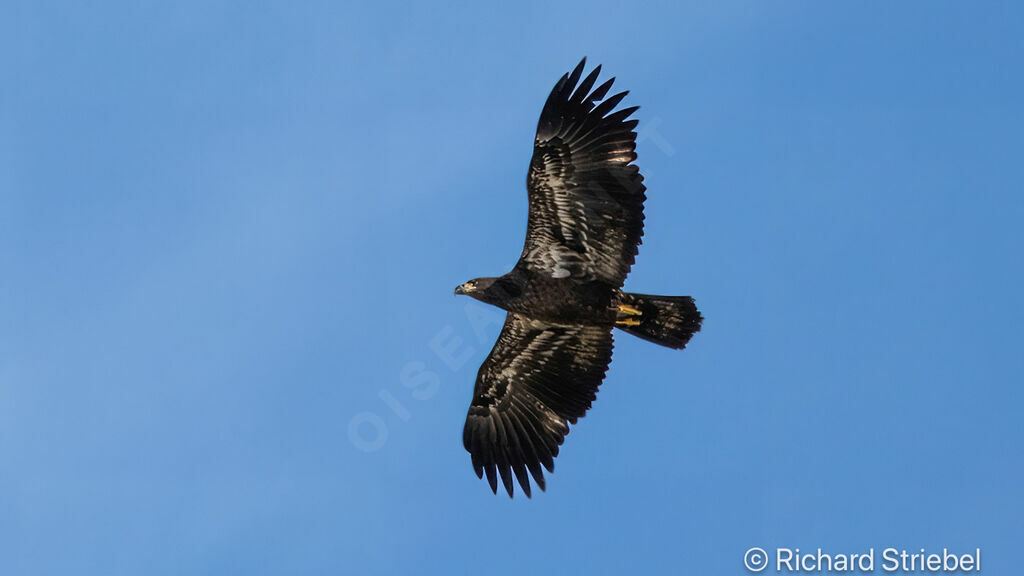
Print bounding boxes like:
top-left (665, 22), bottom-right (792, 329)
top-left (616, 318), bottom-right (642, 327)
top-left (618, 304), bottom-right (642, 316)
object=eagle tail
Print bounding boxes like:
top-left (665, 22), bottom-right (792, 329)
top-left (616, 293), bottom-right (702, 350)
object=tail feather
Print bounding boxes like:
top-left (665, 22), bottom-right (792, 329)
top-left (616, 292), bottom-right (702, 349)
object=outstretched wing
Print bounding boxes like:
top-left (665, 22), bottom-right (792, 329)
top-left (519, 58), bottom-right (646, 287)
top-left (463, 313), bottom-right (614, 497)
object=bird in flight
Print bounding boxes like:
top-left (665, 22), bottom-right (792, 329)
top-left (455, 59), bottom-right (702, 497)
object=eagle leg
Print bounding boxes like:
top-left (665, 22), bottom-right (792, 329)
top-left (618, 303), bottom-right (642, 316)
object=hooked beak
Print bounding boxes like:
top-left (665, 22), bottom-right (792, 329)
top-left (454, 283), bottom-right (471, 296)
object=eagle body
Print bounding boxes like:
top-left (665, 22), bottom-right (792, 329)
top-left (459, 270), bottom-right (620, 326)
top-left (455, 59), bottom-right (703, 497)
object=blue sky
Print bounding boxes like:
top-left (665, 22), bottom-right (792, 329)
top-left (2, 1), bottom-right (1022, 574)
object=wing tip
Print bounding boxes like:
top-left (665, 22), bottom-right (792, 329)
top-left (566, 58), bottom-right (587, 91)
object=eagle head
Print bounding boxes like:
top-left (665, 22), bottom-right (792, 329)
top-left (455, 277), bottom-right (494, 297)
top-left (455, 277), bottom-right (521, 307)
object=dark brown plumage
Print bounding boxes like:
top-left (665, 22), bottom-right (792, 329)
top-left (455, 59), bottom-right (702, 497)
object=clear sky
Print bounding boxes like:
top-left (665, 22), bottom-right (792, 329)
top-left (2, 2), bottom-right (1022, 574)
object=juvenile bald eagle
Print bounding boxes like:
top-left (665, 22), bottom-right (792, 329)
top-left (455, 59), bottom-right (702, 497)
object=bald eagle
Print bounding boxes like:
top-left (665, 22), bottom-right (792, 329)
top-left (455, 59), bottom-right (702, 497)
